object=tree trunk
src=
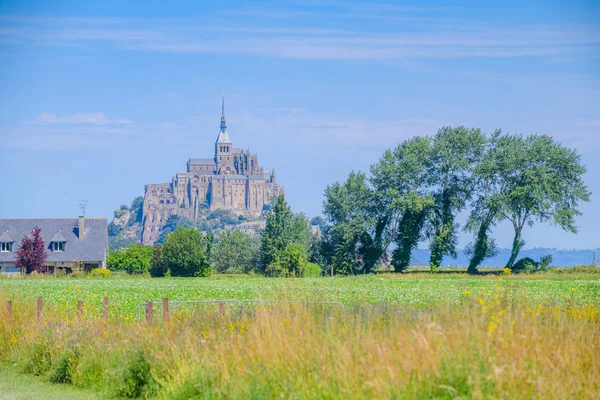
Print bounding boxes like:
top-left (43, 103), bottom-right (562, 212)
top-left (506, 227), bottom-right (523, 270)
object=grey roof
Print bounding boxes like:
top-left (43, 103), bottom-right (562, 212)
top-left (50, 231), bottom-right (67, 242)
top-left (0, 219), bottom-right (108, 264)
top-left (232, 147), bottom-right (243, 153)
top-left (0, 231), bottom-right (13, 242)
top-left (213, 175), bottom-right (249, 181)
top-left (248, 175), bottom-right (266, 181)
top-left (189, 158), bottom-right (216, 165)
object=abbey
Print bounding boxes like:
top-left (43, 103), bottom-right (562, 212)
top-left (142, 96), bottom-right (284, 244)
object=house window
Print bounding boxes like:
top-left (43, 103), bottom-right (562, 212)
top-left (53, 241), bottom-right (65, 252)
top-left (0, 242), bottom-right (12, 252)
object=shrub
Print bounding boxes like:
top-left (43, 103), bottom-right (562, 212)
top-left (502, 267), bottom-right (512, 275)
top-left (49, 349), bottom-right (79, 384)
top-left (512, 257), bottom-right (536, 273)
top-left (89, 268), bottom-right (111, 278)
top-left (107, 244), bottom-right (154, 275)
top-left (302, 262), bottom-right (322, 277)
top-left (114, 350), bottom-right (155, 399)
top-left (24, 341), bottom-right (53, 376)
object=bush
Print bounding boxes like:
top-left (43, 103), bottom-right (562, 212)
top-left (114, 350), bottom-right (155, 399)
top-left (107, 244), bottom-right (154, 275)
top-left (302, 262), bottom-right (322, 277)
top-left (49, 349), bottom-right (79, 384)
top-left (89, 268), bottom-right (111, 278)
top-left (512, 257), bottom-right (536, 273)
top-left (161, 227), bottom-right (212, 277)
top-left (513, 255), bottom-right (553, 274)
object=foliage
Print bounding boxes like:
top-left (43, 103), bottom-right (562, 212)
top-left (259, 195), bottom-right (311, 275)
top-left (302, 262), bottom-right (322, 277)
top-left (16, 227), bottom-right (48, 274)
top-left (427, 127), bottom-right (486, 272)
top-left (473, 133), bottom-right (590, 270)
top-left (149, 246), bottom-right (167, 277)
top-left (370, 137), bottom-right (434, 273)
top-left (155, 215), bottom-right (195, 245)
top-left (322, 172), bottom-right (374, 275)
top-left (129, 196), bottom-right (144, 224)
top-left (114, 350), bottom-right (155, 399)
top-left (212, 229), bottom-right (260, 274)
top-left (161, 227), bottom-right (212, 277)
top-left (106, 244), bottom-right (153, 275)
top-left (513, 254), bottom-right (554, 274)
top-left (88, 268), bottom-right (111, 278)
top-left (310, 216), bottom-right (326, 230)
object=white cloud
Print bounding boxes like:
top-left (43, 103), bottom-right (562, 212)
top-left (576, 120), bottom-right (600, 127)
top-left (37, 112), bottom-right (132, 125)
top-left (0, 13), bottom-right (597, 62)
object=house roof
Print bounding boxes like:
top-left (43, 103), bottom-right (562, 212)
top-left (50, 231), bottom-right (67, 242)
top-left (0, 219), bottom-right (108, 264)
top-left (0, 231), bottom-right (13, 242)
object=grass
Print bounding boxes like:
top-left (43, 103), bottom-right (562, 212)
top-left (0, 272), bottom-right (599, 399)
top-left (0, 365), bottom-right (101, 400)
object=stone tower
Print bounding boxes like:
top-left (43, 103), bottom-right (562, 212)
top-left (215, 93), bottom-right (234, 174)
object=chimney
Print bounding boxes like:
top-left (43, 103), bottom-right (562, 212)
top-left (78, 216), bottom-right (85, 239)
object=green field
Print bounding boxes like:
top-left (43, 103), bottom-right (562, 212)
top-left (1, 273), bottom-right (599, 319)
top-left (1, 273), bottom-right (599, 399)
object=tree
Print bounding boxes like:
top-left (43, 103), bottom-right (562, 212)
top-left (259, 195), bottom-right (311, 275)
top-left (106, 243), bottom-right (154, 274)
top-left (130, 196), bottom-right (144, 224)
top-left (149, 245), bottom-right (168, 277)
top-left (161, 227), bottom-right (212, 277)
top-left (370, 137), bottom-right (434, 272)
top-left (480, 134), bottom-right (590, 269)
top-left (310, 216), bottom-right (326, 230)
top-left (16, 226), bottom-right (47, 274)
top-left (212, 229), bottom-right (260, 274)
top-left (322, 172), bottom-right (374, 275)
top-left (427, 127), bottom-right (486, 271)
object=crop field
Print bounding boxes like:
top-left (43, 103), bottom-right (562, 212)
top-left (1, 273), bottom-right (599, 319)
top-left (1, 272), bottom-right (599, 399)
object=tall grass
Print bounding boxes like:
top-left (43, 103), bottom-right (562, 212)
top-left (1, 286), bottom-right (599, 399)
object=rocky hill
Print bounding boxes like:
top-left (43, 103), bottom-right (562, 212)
top-left (108, 196), bottom-right (266, 249)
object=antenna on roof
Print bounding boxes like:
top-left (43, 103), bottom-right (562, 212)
top-left (78, 200), bottom-right (90, 217)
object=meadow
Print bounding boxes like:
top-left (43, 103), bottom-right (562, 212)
top-left (1, 271), bottom-right (599, 399)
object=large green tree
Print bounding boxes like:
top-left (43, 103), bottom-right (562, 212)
top-left (259, 195), bottom-right (311, 274)
top-left (428, 126), bottom-right (486, 271)
top-left (322, 172), bottom-right (374, 274)
top-left (370, 137), bottom-right (434, 272)
top-left (476, 133), bottom-right (591, 270)
top-left (212, 229), bottom-right (260, 274)
top-left (161, 227), bottom-right (212, 277)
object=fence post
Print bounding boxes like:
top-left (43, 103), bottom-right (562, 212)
top-left (103, 297), bottom-right (108, 320)
top-left (77, 300), bottom-right (83, 318)
top-left (163, 298), bottom-right (169, 323)
top-left (37, 296), bottom-right (42, 324)
top-left (6, 300), bottom-right (12, 320)
top-left (146, 301), bottom-right (153, 325)
top-left (219, 301), bottom-right (225, 317)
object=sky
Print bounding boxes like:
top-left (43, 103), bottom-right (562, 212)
top-left (0, 0), bottom-right (598, 250)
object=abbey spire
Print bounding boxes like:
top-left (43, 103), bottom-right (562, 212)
top-left (215, 92), bottom-right (231, 144)
top-left (220, 92), bottom-right (226, 132)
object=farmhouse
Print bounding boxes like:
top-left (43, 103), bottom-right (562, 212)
top-left (0, 217), bottom-right (108, 275)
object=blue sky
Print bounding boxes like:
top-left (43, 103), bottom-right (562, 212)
top-left (0, 0), bottom-right (598, 250)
